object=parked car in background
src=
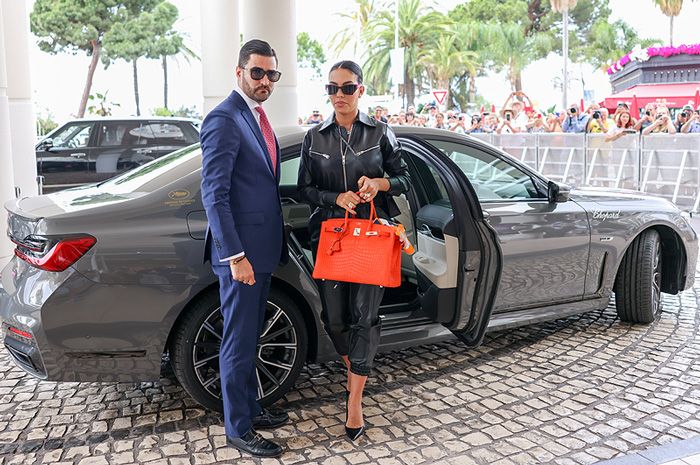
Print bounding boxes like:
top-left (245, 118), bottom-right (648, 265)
top-left (35, 117), bottom-right (200, 193)
top-left (2, 127), bottom-right (697, 413)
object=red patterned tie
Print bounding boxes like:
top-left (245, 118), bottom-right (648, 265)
top-left (255, 106), bottom-right (277, 175)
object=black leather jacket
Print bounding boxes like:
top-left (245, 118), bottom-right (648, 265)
top-left (297, 111), bottom-right (411, 239)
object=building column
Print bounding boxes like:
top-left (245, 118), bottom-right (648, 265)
top-left (241, 0), bottom-right (298, 128)
top-left (0, 2), bottom-right (16, 260)
top-left (200, 0), bottom-right (240, 116)
top-left (2, 0), bottom-right (38, 198)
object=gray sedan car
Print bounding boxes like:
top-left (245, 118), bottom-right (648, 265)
top-left (2, 127), bottom-right (697, 412)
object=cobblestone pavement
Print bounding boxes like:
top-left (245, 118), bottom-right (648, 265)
top-left (1, 276), bottom-right (699, 465)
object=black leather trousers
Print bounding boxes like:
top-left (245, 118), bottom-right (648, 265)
top-left (310, 206), bottom-right (385, 376)
top-left (317, 279), bottom-right (384, 376)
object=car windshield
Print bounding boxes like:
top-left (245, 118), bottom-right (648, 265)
top-left (97, 143), bottom-right (202, 193)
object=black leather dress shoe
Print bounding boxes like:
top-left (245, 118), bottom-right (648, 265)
top-left (252, 408), bottom-right (290, 429)
top-left (227, 430), bottom-right (283, 458)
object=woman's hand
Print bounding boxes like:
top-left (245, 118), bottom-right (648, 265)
top-left (336, 191), bottom-right (362, 215)
top-left (357, 176), bottom-right (389, 202)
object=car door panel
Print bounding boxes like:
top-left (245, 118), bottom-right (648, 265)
top-left (421, 136), bottom-right (592, 313)
top-left (483, 200), bottom-right (590, 311)
top-left (37, 122), bottom-right (95, 192)
top-left (402, 139), bottom-right (502, 346)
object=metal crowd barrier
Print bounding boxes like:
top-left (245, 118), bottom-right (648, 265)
top-left (468, 132), bottom-right (700, 212)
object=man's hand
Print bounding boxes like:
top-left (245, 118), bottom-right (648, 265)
top-left (336, 191), bottom-right (362, 214)
top-left (358, 176), bottom-right (389, 202)
top-left (230, 258), bottom-right (255, 286)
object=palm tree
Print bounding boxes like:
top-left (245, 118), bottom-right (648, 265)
top-left (362, 0), bottom-right (448, 106)
top-left (418, 33), bottom-right (478, 108)
top-left (329, 0), bottom-right (381, 60)
top-left (652, 0), bottom-right (694, 46)
top-left (450, 21), bottom-right (490, 107)
top-left (485, 23), bottom-right (552, 92)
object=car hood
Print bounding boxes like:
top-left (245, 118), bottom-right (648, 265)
top-left (570, 186), bottom-right (678, 209)
top-left (5, 184), bottom-right (146, 219)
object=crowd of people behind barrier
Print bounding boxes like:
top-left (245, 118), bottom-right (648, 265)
top-left (301, 91), bottom-right (700, 142)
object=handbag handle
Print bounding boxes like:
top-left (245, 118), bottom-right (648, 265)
top-left (343, 194), bottom-right (377, 230)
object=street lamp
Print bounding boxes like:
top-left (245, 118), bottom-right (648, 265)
top-left (550, 0), bottom-right (578, 109)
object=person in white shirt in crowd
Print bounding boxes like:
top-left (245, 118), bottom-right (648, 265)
top-left (497, 107), bottom-right (517, 134)
top-left (642, 106), bottom-right (676, 135)
top-left (605, 109), bottom-right (637, 142)
top-left (448, 114), bottom-right (467, 134)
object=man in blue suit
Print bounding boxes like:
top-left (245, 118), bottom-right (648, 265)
top-left (200, 39), bottom-right (289, 458)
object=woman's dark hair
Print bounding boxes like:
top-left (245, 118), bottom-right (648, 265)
top-left (329, 60), bottom-right (363, 84)
top-left (239, 39), bottom-right (277, 67)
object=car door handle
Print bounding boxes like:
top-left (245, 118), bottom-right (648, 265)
top-left (70, 153), bottom-right (86, 158)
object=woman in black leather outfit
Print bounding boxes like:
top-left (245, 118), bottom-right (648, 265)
top-left (297, 60), bottom-right (410, 441)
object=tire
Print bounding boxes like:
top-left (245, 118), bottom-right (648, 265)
top-left (614, 229), bottom-right (662, 324)
top-left (170, 287), bottom-right (308, 412)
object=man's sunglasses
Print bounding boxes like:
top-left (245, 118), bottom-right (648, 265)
top-left (325, 83), bottom-right (359, 95)
top-left (243, 67), bottom-right (282, 82)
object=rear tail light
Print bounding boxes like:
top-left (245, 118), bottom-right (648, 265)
top-left (13, 235), bottom-right (96, 272)
top-left (7, 326), bottom-right (33, 340)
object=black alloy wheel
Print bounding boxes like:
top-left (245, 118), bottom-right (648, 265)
top-left (171, 288), bottom-right (308, 412)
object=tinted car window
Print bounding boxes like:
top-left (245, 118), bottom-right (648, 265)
top-left (427, 139), bottom-right (541, 201)
top-left (51, 123), bottom-right (93, 148)
top-left (144, 122), bottom-right (199, 144)
top-left (97, 122), bottom-right (145, 147)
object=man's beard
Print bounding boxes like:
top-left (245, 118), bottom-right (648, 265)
top-left (241, 78), bottom-right (272, 103)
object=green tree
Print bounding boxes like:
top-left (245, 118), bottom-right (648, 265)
top-left (297, 32), bottom-right (326, 78)
top-left (418, 33), bottom-right (479, 109)
top-left (144, 2), bottom-right (196, 110)
top-left (447, 20), bottom-right (492, 109)
top-left (362, 0), bottom-right (448, 106)
top-left (584, 21), bottom-right (661, 70)
top-left (35, 107), bottom-right (58, 136)
top-left (30, 0), bottom-right (127, 117)
top-left (330, 0), bottom-right (382, 58)
top-left (87, 91), bottom-right (121, 117)
top-left (652, 0), bottom-right (695, 46)
top-left (485, 22), bottom-right (554, 91)
top-left (102, 1), bottom-right (168, 115)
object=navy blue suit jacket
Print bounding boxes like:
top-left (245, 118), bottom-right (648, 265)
top-left (200, 91), bottom-right (287, 274)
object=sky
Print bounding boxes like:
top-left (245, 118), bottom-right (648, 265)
top-left (26, 0), bottom-right (700, 123)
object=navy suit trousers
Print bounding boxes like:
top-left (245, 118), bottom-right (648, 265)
top-left (215, 267), bottom-right (271, 438)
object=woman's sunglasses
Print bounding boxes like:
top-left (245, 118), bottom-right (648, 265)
top-left (325, 83), bottom-right (359, 96)
top-left (243, 67), bottom-right (282, 82)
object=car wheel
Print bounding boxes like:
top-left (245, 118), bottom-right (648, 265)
top-left (170, 287), bottom-right (308, 412)
top-left (614, 229), bottom-right (662, 324)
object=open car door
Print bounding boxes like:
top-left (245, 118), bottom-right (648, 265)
top-left (400, 137), bottom-right (502, 347)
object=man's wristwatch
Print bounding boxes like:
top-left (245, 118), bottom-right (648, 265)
top-left (231, 255), bottom-right (246, 265)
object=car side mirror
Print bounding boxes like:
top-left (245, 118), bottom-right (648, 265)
top-left (548, 180), bottom-right (570, 203)
top-left (38, 138), bottom-right (54, 151)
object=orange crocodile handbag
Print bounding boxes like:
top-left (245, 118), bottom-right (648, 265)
top-left (312, 199), bottom-right (402, 287)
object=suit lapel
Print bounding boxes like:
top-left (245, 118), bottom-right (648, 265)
top-left (232, 92), bottom-right (275, 178)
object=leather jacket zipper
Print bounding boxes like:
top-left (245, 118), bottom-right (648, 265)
top-left (309, 150), bottom-right (330, 159)
top-left (339, 129), bottom-right (349, 191)
top-left (355, 145), bottom-right (380, 156)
